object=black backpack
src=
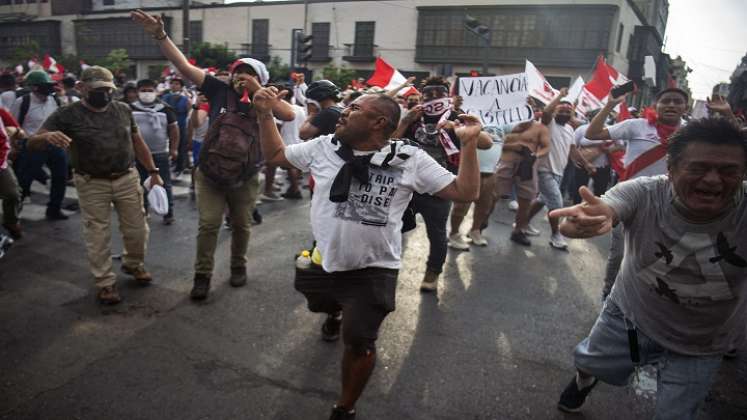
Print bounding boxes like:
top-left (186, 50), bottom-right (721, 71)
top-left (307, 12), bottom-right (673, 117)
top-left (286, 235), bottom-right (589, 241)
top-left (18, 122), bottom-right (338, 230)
top-left (17, 93), bottom-right (62, 127)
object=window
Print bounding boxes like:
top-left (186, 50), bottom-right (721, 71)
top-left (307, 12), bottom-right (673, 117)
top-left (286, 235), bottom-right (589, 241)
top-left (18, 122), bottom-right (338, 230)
top-left (251, 19), bottom-right (269, 60)
top-left (311, 22), bottom-right (331, 59)
top-left (616, 23), bottom-right (624, 52)
top-left (190, 21), bottom-right (203, 45)
top-left (353, 21), bottom-right (375, 57)
top-left (103, 0), bottom-right (115, 5)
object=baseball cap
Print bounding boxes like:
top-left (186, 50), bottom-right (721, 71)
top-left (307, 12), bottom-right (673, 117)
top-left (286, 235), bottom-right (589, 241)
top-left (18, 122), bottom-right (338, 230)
top-left (229, 58), bottom-right (269, 86)
top-left (80, 66), bottom-right (116, 89)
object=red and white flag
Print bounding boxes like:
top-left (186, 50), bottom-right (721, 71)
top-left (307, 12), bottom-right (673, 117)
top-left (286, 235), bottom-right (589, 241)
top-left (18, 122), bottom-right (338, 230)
top-left (27, 57), bottom-right (39, 70)
top-left (14, 64), bottom-right (24, 75)
top-left (525, 60), bottom-right (558, 105)
top-left (367, 57), bottom-right (408, 92)
top-left (43, 54), bottom-right (64, 74)
top-left (576, 56), bottom-right (629, 115)
top-left (80, 60), bottom-right (91, 71)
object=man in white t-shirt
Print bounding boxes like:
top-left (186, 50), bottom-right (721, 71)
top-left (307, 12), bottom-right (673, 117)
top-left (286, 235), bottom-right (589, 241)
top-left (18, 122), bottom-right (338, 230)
top-left (551, 118), bottom-right (747, 420)
top-left (252, 88), bottom-right (481, 420)
top-left (526, 89), bottom-right (580, 249)
top-left (586, 87), bottom-right (689, 298)
top-left (278, 87), bottom-right (306, 199)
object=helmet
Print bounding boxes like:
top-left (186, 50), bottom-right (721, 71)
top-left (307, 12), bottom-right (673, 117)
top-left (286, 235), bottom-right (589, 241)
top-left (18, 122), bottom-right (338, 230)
top-left (24, 70), bottom-right (53, 86)
top-left (306, 80), bottom-right (340, 102)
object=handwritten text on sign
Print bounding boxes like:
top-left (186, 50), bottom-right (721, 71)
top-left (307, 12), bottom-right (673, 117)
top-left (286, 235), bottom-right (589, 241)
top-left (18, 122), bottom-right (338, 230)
top-left (460, 74), bottom-right (533, 125)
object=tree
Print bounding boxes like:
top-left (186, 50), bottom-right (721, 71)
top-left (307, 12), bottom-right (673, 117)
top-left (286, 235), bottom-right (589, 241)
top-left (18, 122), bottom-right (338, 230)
top-left (99, 49), bottom-right (130, 75)
top-left (190, 42), bottom-right (237, 70)
top-left (321, 64), bottom-right (359, 89)
top-left (266, 56), bottom-right (291, 83)
top-left (9, 40), bottom-right (40, 66)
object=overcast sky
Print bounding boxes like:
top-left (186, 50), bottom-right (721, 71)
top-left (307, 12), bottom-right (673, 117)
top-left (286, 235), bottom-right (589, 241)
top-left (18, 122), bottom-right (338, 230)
top-left (226, 0), bottom-right (746, 99)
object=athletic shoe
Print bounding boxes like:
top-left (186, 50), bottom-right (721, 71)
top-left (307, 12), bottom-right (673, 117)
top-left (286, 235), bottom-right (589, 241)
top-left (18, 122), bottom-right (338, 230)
top-left (507, 200), bottom-right (519, 211)
top-left (322, 312), bottom-right (342, 342)
top-left (229, 268), bottom-right (247, 287)
top-left (557, 376), bottom-right (598, 413)
top-left (281, 189), bottom-right (303, 199)
top-left (512, 223), bottom-right (541, 236)
top-left (550, 233), bottom-right (569, 250)
top-left (121, 265), bottom-right (153, 285)
top-left (190, 274), bottom-right (211, 301)
top-left (448, 233), bottom-right (470, 250)
top-left (163, 215), bottom-right (175, 225)
top-left (260, 192), bottom-right (283, 202)
top-left (419, 270), bottom-right (439, 293)
top-left (328, 405), bottom-right (356, 420)
top-left (467, 230), bottom-right (488, 246)
top-left (510, 231), bottom-right (531, 246)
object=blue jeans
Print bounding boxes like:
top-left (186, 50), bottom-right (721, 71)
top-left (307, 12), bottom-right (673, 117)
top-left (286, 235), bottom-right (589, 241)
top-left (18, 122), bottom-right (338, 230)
top-left (410, 193), bottom-right (451, 274)
top-left (16, 142), bottom-right (68, 212)
top-left (136, 153), bottom-right (173, 217)
top-left (574, 299), bottom-right (723, 420)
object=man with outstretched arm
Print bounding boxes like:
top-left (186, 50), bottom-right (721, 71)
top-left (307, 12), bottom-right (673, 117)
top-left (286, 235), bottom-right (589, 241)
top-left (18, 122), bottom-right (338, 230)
top-left (252, 86), bottom-right (481, 420)
top-left (550, 118), bottom-right (747, 420)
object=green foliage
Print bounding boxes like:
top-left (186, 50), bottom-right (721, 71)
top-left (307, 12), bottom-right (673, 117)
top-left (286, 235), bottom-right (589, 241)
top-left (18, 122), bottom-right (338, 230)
top-left (9, 40), bottom-right (40, 65)
top-left (320, 64), bottom-right (358, 89)
top-left (267, 56), bottom-right (291, 83)
top-left (189, 42), bottom-right (237, 70)
top-left (58, 54), bottom-right (83, 75)
top-left (98, 49), bottom-right (130, 75)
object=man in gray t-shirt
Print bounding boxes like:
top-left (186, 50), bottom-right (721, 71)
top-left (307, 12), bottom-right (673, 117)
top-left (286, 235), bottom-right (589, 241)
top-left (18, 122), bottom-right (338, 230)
top-left (550, 118), bottom-right (747, 419)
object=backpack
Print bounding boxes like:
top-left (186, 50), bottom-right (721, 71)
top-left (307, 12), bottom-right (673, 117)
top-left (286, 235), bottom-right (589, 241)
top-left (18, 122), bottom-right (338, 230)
top-left (17, 93), bottom-right (61, 127)
top-left (198, 89), bottom-right (262, 189)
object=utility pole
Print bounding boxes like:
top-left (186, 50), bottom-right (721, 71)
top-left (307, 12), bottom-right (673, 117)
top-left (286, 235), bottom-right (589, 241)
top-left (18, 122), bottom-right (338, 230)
top-left (464, 14), bottom-right (490, 75)
top-left (182, 0), bottom-right (191, 56)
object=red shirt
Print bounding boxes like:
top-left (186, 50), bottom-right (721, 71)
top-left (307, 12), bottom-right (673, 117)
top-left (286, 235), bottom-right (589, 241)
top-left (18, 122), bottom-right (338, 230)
top-left (0, 107), bottom-right (20, 170)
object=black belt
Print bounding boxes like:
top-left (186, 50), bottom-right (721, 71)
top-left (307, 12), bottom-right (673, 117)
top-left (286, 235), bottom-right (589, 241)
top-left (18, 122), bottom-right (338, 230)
top-left (75, 168), bottom-right (132, 180)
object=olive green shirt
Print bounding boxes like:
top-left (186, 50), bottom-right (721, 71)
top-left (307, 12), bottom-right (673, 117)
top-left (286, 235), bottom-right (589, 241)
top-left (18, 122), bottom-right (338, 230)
top-left (42, 101), bottom-right (137, 177)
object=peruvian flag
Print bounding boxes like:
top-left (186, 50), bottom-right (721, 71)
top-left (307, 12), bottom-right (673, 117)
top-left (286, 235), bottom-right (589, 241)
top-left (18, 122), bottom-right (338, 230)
top-left (525, 60), bottom-right (558, 104)
top-left (42, 54), bottom-right (64, 74)
top-left (367, 57), bottom-right (408, 92)
top-left (576, 56), bottom-right (629, 115)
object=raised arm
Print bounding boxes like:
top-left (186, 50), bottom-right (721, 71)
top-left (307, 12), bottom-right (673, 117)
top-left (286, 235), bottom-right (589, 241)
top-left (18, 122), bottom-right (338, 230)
top-left (435, 115), bottom-right (481, 202)
top-left (131, 9), bottom-right (206, 87)
top-left (253, 87), bottom-right (297, 169)
top-left (541, 87), bottom-right (568, 125)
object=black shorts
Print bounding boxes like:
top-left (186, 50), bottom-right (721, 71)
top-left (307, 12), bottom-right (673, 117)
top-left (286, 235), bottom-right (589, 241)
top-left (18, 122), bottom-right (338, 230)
top-left (295, 265), bottom-right (398, 347)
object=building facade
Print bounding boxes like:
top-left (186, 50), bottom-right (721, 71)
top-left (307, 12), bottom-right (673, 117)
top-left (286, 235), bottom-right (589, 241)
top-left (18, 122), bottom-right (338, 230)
top-left (1, 0), bottom-right (673, 100)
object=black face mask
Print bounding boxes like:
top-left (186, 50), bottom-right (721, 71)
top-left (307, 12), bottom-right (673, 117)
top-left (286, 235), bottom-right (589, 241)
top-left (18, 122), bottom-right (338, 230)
top-left (87, 90), bottom-right (112, 109)
top-left (407, 101), bottom-right (418, 110)
top-left (35, 84), bottom-right (55, 96)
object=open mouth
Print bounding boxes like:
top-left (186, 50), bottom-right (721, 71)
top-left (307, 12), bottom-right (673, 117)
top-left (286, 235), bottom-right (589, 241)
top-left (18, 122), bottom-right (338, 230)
top-left (693, 188), bottom-right (721, 200)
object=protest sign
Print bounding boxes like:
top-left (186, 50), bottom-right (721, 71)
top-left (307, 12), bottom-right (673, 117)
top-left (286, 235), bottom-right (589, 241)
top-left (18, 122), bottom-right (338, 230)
top-left (459, 73), bottom-right (533, 126)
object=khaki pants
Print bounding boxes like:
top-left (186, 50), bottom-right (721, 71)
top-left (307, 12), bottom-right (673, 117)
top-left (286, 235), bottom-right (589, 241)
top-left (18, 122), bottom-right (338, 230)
top-left (451, 172), bottom-right (498, 230)
top-left (74, 168), bottom-right (149, 289)
top-left (194, 169), bottom-right (259, 276)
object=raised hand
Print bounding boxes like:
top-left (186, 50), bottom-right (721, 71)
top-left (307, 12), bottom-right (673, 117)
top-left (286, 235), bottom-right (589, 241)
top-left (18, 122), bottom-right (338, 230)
top-left (548, 186), bottom-right (614, 238)
top-left (558, 87), bottom-right (569, 98)
top-left (131, 9), bottom-right (165, 37)
top-left (454, 114), bottom-right (482, 146)
top-left (253, 86), bottom-right (288, 114)
top-left (402, 105), bottom-right (423, 124)
top-left (706, 95), bottom-right (733, 115)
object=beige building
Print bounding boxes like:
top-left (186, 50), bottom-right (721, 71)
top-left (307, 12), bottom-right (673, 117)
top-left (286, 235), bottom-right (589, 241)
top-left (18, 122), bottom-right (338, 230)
top-left (1, 0), bottom-right (670, 91)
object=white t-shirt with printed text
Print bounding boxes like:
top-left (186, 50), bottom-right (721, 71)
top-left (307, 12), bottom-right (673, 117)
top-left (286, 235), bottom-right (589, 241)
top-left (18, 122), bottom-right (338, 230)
top-left (285, 134), bottom-right (455, 272)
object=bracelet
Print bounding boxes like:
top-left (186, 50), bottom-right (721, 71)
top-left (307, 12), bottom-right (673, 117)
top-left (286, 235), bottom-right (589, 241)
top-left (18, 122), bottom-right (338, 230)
top-left (148, 168), bottom-right (160, 174)
top-left (154, 31), bottom-right (167, 41)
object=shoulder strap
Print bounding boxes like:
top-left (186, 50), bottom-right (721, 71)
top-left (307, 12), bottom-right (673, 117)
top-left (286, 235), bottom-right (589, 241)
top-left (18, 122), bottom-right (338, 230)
top-left (18, 94), bottom-right (30, 127)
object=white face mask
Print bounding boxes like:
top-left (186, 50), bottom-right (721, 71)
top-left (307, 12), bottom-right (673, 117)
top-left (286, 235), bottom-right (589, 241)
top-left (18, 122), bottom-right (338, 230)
top-left (422, 97), bottom-right (451, 116)
top-left (138, 92), bottom-right (157, 104)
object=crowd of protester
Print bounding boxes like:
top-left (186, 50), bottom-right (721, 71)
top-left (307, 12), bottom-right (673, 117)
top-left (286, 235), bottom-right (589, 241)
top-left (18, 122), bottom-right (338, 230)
top-left (0, 8), bottom-right (746, 420)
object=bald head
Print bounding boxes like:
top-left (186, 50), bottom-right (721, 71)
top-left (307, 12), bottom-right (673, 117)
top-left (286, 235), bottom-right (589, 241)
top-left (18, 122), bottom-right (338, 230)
top-left (365, 94), bottom-right (401, 136)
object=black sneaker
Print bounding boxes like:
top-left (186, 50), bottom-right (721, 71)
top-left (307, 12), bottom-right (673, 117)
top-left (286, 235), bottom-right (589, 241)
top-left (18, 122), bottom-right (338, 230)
top-left (322, 312), bottom-right (342, 342)
top-left (229, 268), bottom-right (247, 287)
top-left (328, 405), bottom-right (356, 420)
top-left (725, 348), bottom-right (738, 360)
top-left (46, 209), bottom-right (69, 221)
top-left (252, 209), bottom-right (263, 225)
top-left (190, 274), bottom-right (211, 301)
top-left (510, 231), bottom-right (531, 246)
top-left (557, 376), bottom-right (598, 413)
top-left (282, 189), bottom-right (303, 200)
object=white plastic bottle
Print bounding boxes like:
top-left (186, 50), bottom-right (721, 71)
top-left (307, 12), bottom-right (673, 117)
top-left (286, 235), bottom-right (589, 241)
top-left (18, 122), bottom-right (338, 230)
top-left (296, 250), bottom-right (312, 269)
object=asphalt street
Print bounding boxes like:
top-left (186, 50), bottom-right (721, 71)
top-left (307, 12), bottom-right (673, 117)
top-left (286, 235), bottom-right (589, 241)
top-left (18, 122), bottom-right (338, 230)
top-left (0, 177), bottom-right (745, 420)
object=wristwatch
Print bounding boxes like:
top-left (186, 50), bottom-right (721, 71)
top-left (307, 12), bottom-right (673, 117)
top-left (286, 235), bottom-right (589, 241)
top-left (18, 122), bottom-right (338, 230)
top-left (148, 168), bottom-right (160, 175)
top-left (192, 104), bottom-right (199, 110)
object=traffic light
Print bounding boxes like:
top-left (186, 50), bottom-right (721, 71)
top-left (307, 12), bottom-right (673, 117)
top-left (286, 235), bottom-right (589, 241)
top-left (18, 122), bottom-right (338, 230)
top-left (464, 14), bottom-right (490, 39)
top-left (296, 31), bottom-right (314, 64)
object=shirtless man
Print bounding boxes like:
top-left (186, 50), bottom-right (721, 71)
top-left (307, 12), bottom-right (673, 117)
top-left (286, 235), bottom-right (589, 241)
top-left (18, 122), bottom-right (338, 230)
top-left (494, 112), bottom-right (551, 246)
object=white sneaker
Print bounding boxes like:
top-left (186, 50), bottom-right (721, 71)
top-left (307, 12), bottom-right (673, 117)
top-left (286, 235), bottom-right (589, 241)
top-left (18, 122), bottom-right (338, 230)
top-left (507, 200), bottom-right (519, 211)
top-left (512, 223), bottom-right (541, 236)
top-left (467, 230), bottom-right (488, 246)
top-left (448, 234), bottom-right (470, 251)
top-left (550, 233), bottom-right (568, 250)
